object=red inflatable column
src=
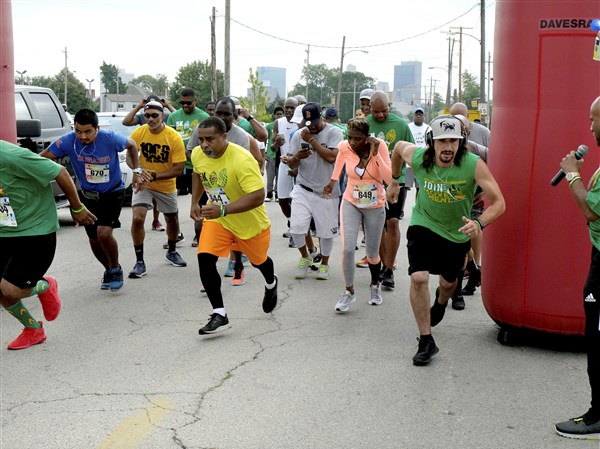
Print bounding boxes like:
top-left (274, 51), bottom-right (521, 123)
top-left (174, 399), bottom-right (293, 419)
top-left (0, 0), bottom-right (16, 143)
top-left (483, 0), bottom-right (600, 337)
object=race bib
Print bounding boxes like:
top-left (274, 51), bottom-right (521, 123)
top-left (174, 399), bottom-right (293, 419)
top-left (85, 163), bottom-right (110, 184)
top-left (205, 186), bottom-right (230, 205)
top-left (352, 183), bottom-right (377, 208)
top-left (0, 196), bottom-right (18, 227)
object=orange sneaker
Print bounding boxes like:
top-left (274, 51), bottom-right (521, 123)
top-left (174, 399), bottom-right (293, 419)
top-left (7, 322), bottom-right (46, 350)
top-left (38, 276), bottom-right (61, 321)
top-left (231, 269), bottom-right (246, 286)
top-left (356, 256), bottom-right (369, 268)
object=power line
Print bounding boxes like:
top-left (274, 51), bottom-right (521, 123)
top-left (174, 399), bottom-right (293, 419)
top-left (215, 3), bottom-right (479, 51)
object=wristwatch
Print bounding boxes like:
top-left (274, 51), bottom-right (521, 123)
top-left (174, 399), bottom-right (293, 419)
top-left (247, 115), bottom-right (254, 121)
top-left (566, 172), bottom-right (580, 182)
top-left (132, 167), bottom-right (143, 175)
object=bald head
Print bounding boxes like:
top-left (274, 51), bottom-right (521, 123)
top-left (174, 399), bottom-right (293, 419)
top-left (370, 91), bottom-right (388, 105)
top-left (591, 96), bottom-right (600, 146)
top-left (454, 114), bottom-right (472, 135)
top-left (450, 102), bottom-right (469, 117)
top-left (370, 91), bottom-right (390, 123)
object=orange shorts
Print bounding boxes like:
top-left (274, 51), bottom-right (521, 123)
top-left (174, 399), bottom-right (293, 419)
top-left (198, 220), bottom-right (271, 265)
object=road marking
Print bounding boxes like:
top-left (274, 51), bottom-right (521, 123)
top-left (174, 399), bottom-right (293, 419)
top-left (96, 396), bottom-right (174, 449)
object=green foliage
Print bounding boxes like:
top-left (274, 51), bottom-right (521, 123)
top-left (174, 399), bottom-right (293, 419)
top-left (461, 71), bottom-right (481, 109)
top-left (131, 74), bottom-right (169, 96)
top-left (169, 60), bottom-right (224, 107)
top-left (100, 61), bottom-right (127, 94)
top-left (289, 64), bottom-right (375, 123)
top-left (44, 69), bottom-right (88, 113)
top-left (240, 69), bottom-right (270, 122)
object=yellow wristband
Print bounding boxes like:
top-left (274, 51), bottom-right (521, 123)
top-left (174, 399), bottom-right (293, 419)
top-left (568, 176), bottom-right (582, 187)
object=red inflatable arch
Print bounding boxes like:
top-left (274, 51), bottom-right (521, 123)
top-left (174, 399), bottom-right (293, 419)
top-left (484, 0), bottom-right (600, 341)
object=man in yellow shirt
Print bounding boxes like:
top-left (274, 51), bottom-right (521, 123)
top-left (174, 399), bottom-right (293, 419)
top-left (129, 101), bottom-right (187, 277)
top-left (190, 117), bottom-right (278, 334)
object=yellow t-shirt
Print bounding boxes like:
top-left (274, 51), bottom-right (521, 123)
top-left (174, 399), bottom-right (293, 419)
top-left (131, 125), bottom-right (186, 194)
top-left (191, 142), bottom-right (270, 239)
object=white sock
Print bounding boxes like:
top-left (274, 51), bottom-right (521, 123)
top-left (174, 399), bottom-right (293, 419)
top-left (213, 308), bottom-right (226, 317)
top-left (265, 277), bottom-right (277, 290)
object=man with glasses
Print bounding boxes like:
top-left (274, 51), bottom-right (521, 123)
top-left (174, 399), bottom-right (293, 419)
top-left (129, 101), bottom-right (187, 278)
top-left (41, 109), bottom-right (140, 292)
top-left (167, 88), bottom-right (209, 196)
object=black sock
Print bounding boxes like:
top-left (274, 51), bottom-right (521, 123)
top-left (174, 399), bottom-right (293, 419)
top-left (252, 257), bottom-right (275, 285)
top-left (134, 244), bottom-right (144, 262)
top-left (368, 262), bottom-right (381, 284)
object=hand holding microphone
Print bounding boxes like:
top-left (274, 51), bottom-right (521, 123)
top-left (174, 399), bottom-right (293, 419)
top-left (551, 145), bottom-right (589, 186)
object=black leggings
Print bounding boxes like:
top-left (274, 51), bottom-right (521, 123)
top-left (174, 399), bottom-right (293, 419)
top-left (583, 246), bottom-right (600, 417)
top-left (197, 253), bottom-right (275, 309)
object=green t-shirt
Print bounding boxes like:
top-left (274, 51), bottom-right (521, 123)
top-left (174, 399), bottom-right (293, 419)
top-left (410, 147), bottom-right (479, 243)
top-left (330, 122), bottom-right (348, 139)
top-left (238, 117), bottom-right (256, 139)
top-left (266, 121), bottom-right (276, 158)
top-left (167, 107), bottom-right (209, 168)
top-left (0, 141), bottom-right (62, 237)
top-left (367, 113), bottom-right (414, 183)
top-left (586, 168), bottom-right (600, 250)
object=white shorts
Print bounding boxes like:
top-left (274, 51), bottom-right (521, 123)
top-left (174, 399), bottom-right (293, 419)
top-left (289, 185), bottom-right (340, 239)
top-left (277, 162), bottom-right (295, 199)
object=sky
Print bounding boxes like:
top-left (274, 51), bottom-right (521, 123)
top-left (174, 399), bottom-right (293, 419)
top-left (10, 0), bottom-right (495, 104)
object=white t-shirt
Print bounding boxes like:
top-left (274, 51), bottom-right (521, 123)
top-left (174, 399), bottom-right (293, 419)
top-left (408, 122), bottom-right (431, 148)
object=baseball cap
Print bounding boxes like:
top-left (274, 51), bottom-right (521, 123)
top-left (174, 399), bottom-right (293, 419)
top-left (229, 96), bottom-right (242, 110)
top-left (325, 107), bottom-right (338, 118)
top-left (144, 100), bottom-right (164, 112)
top-left (301, 102), bottom-right (321, 126)
top-left (146, 94), bottom-right (161, 103)
top-left (414, 106), bottom-right (425, 114)
top-left (359, 88), bottom-right (374, 100)
top-left (429, 116), bottom-right (463, 140)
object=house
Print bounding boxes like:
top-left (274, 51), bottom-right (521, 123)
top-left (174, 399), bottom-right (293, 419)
top-left (100, 85), bottom-right (151, 113)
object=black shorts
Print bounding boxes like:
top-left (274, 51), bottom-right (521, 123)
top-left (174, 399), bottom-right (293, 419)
top-left (81, 188), bottom-right (125, 238)
top-left (385, 194), bottom-right (405, 221)
top-left (406, 225), bottom-right (471, 282)
top-left (0, 233), bottom-right (57, 289)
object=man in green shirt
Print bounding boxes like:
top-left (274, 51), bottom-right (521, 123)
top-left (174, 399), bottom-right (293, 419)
top-left (167, 88), bottom-right (209, 196)
top-left (0, 140), bottom-right (95, 350)
top-left (388, 115), bottom-right (505, 366)
top-left (265, 106), bottom-right (284, 201)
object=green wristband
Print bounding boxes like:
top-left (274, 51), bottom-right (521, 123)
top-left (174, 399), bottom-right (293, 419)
top-left (71, 205), bottom-right (86, 214)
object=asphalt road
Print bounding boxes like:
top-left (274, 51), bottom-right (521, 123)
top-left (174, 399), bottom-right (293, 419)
top-left (1, 193), bottom-right (595, 449)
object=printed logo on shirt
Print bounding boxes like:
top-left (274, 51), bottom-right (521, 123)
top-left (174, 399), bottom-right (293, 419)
top-left (140, 142), bottom-right (171, 163)
top-left (421, 177), bottom-right (467, 204)
top-left (585, 293), bottom-right (596, 303)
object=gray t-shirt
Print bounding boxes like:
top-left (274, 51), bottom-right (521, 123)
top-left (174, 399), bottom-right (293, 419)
top-left (469, 122), bottom-right (490, 147)
top-left (290, 123), bottom-right (343, 197)
top-left (187, 123), bottom-right (250, 156)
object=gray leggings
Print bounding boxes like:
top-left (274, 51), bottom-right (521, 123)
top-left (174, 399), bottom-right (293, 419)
top-left (340, 200), bottom-right (386, 287)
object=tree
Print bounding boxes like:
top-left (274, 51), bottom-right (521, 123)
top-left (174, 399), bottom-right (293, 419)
top-left (169, 60), bottom-right (224, 108)
top-left (100, 61), bottom-right (127, 94)
top-left (461, 71), bottom-right (481, 110)
top-left (289, 63), bottom-right (375, 123)
top-left (240, 69), bottom-right (270, 122)
top-left (131, 74), bottom-right (169, 96)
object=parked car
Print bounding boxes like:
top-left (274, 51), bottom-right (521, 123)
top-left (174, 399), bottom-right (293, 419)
top-left (97, 112), bottom-right (139, 205)
top-left (14, 86), bottom-right (132, 208)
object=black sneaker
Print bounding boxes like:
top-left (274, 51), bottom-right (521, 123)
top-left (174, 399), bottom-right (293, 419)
top-left (381, 269), bottom-right (395, 289)
top-left (462, 266), bottom-right (481, 295)
top-left (412, 336), bottom-right (439, 366)
top-left (555, 413), bottom-right (600, 439)
top-left (165, 251), bottom-right (187, 267)
top-left (163, 232), bottom-right (185, 249)
top-left (262, 274), bottom-right (278, 313)
top-left (128, 261), bottom-right (147, 279)
top-left (101, 270), bottom-right (111, 290)
top-left (452, 291), bottom-right (465, 310)
top-left (378, 266), bottom-right (386, 283)
top-left (430, 288), bottom-right (447, 327)
top-left (198, 313), bottom-right (231, 335)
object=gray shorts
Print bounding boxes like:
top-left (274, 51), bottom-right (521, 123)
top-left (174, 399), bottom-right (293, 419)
top-left (132, 188), bottom-right (179, 214)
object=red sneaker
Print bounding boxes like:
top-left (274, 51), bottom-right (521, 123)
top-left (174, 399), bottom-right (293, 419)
top-left (231, 269), bottom-right (246, 286)
top-left (38, 276), bottom-right (61, 321)
top-left (7, 322), bottom-right (46, 350)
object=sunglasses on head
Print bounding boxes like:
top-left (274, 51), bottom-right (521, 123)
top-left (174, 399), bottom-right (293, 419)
top-left (144, 113), bottom-right (161, 119)
top-left (179, 100), bottom-right (193, 106)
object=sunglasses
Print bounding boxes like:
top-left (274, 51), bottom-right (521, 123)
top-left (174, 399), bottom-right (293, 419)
top-left (144, 113), bottom-right (161, 119)
top-left (179, 101), bottom-right (193, 106)
top-left (216, 111), bottom-right (233, 117)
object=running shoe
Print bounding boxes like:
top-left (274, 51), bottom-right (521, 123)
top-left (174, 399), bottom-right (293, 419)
top-left (7, 322), bottom-right (46, 350)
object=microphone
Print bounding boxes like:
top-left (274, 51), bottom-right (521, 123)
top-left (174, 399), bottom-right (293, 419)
top-left (550, 145), bottom-right (589, 186)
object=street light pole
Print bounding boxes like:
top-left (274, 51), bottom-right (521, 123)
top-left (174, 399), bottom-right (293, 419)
top-left (62, 47), bottom-right (68, 106)
top-left (336, 36), bottom-right (346, 109)
top-left (86, 78), bottom-right (94, 109)
top-left (16, 70), bottom-right (27, 85)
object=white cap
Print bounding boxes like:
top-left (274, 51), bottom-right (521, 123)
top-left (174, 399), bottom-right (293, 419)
top-left (429, 116), bottom-right (463, 140)
top-left (290, 105), bottom-right (304, 124)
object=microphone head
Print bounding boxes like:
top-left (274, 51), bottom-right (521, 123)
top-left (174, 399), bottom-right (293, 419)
top-left (577, 145), bottom-right (589, 156)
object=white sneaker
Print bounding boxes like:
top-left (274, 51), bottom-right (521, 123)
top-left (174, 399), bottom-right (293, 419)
top-left (335, 291), bottom-right (356, 312)
top-left (368, 284), bottom-right (383, 305)
top-left (316, 264), bottom-right (329, 280)
top-left (295, 257), bottom-right (311, 279)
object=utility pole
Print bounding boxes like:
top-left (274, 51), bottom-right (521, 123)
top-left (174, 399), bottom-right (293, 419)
top-left (444, 35), bottom-right (455, 108)
top-left (224, 0), bottom-right (230, 96)
top-left (450, 26), bottom-right (473, 102)
top-left (336, 36), bottom-right (346, 108)
top-left (62, 47), bottom-right (68, 106)
top-left (86, 78), bottom-right (94, 109)
top-left (305, 44), bottom-right (310, 100)
top-left (211, 7), bottom-right (217, 100)
top-left (480, 0), bottom-right (486, 104)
